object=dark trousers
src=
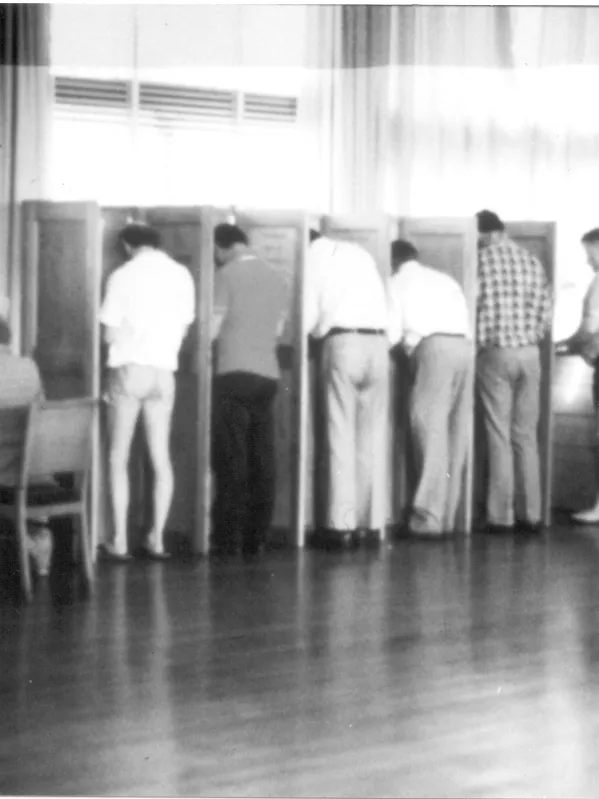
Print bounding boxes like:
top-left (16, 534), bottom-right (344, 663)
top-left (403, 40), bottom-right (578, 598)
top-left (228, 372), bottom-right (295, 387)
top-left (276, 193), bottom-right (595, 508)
top-left (212, 372), bottom-right (278, 554)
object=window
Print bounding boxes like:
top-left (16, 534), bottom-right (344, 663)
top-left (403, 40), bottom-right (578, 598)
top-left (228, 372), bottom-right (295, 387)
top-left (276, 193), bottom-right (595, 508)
top-left (49, 5), bottom-right (308, 208)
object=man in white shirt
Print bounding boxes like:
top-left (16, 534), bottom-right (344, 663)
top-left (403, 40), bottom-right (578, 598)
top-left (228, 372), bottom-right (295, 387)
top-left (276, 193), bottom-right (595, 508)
top-left (557, 228), bottom-right (599, 523)
top-left (99, 224), bottom-right (195, 561)
top-left (388, 239), bottom-right (472, 537)
top-left (306, 231), bottom-right (389, 550)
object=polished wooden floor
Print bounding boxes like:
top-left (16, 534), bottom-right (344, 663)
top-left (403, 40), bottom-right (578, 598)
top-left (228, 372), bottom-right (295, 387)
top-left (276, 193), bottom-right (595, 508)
top-left (2, 524), bottom-right (599, 797)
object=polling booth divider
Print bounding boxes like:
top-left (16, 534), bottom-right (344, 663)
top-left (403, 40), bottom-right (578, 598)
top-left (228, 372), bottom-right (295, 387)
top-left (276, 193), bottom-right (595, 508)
top-left (20, 202), bottom-right (233, 560)
top-left (472, 221), bottom-right (556, 528)
top-left (21, 200), bottom-right (104, 558)
top-left (232, 210), bottom-right (310, 549)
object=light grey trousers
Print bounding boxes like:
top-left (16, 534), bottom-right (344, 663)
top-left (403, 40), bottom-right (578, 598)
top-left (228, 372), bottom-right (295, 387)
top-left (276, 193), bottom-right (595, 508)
top-left (321, 333), bottom-right (389, 531)
top-left (409, 335), bottom-right (473, 534)
top-left (476, 345), bottom-right (542, 526)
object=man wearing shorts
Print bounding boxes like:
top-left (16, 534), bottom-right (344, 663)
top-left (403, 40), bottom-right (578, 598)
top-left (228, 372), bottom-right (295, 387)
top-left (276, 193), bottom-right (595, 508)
top-left (99, 224), bottom-right (195, 561)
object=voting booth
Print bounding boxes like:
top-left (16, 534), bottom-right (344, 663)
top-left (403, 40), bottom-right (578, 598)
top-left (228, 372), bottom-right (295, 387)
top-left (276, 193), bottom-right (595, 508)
top-left (21, 202), bottom-right (225, 557)
top-left (18, 202), bottom-right (558, 555)
top-left (393, 217), bottom-right (479, 534)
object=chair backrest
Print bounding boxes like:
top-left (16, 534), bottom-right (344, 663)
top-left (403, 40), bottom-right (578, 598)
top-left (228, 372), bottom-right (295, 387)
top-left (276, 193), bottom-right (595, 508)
top-left (23, 398), bottom-right (97, 482)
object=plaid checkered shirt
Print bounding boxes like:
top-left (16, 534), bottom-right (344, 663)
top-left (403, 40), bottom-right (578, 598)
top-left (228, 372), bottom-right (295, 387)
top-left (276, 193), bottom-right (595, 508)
top-left (477, 238), bottom-right (553, 348)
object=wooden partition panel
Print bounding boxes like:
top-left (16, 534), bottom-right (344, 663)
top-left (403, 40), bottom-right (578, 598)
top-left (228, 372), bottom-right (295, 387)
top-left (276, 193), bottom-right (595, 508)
top-left (551, 355), bottom-right (595, 511)
top-left (21, 201), bottom-right (102, 554)
top-left (309, 215), bottom-right (395, 536)
top-left (397, 217), bottom-right (479, 534)
top-left (473, 222), bottom-right (556, 527)
top-left (144, 207), bottom-right (225, 555)
top-left (234, 210), bottom-right (309, 548)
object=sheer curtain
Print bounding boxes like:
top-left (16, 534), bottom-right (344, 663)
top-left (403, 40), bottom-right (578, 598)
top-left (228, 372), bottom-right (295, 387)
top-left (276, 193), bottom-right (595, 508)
top-left (300, 5), bottom-right (599, 336)
top-left (0, 4), bottom-right (52, 349)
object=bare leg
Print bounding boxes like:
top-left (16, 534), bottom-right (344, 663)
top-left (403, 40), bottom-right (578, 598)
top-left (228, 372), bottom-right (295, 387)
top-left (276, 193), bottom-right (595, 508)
top-left (142, 397), bottom-right (175, 552)
top-left (108, 397), bottom-right (140, 554)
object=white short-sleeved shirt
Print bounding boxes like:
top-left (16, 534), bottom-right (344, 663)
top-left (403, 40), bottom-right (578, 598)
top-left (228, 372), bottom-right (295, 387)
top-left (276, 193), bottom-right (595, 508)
top-left (99, 248), bottom-right (196, 371)
top-left (388, 260), bottom-right (471, 355)
top-left (305, 237), bottom-right (388, 338)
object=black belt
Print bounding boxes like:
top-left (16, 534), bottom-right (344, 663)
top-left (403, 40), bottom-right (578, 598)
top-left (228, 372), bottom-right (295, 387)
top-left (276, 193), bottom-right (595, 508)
top-left (327, 327), bottom-right (386, 337)
top-left (427, 333), bottom-right (466, 339)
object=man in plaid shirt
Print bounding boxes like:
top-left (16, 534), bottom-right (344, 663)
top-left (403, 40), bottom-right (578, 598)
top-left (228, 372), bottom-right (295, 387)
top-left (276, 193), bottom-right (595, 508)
top-left (476, 210), bottom-right (553, 535)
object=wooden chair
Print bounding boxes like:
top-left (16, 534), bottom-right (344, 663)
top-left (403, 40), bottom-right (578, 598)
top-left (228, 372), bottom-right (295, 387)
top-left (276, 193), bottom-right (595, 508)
top-left (0, 398), bottom-right (96, 603)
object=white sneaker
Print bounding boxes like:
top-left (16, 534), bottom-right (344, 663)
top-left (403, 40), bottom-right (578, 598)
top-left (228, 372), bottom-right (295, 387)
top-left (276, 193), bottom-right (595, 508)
top-left (572, 507), bottom-right (599, 524)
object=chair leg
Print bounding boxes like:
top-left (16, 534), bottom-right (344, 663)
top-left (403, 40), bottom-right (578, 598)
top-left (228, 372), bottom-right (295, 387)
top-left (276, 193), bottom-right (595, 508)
top-left (76, 509), bottom-right (94, 596)
top-left (17, 511), bottom-right (33, 603)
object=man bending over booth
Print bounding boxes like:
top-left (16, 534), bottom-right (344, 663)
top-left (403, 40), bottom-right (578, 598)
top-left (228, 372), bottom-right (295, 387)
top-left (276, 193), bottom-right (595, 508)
top-left (388, 240), bottom-right (472, 538)
top-left (99, 224), bottom-right (195, 562)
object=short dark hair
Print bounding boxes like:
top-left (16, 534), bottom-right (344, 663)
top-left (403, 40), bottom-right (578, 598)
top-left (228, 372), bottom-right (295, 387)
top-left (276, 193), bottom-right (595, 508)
top-left (0, 318), bottom-right (11, 346)
top-left (214, 223), bottom-right (249, 249)
top-left (119, 224), bottom-right (161, 250)
top-left (309, 229), bottom-right (322, 243)
top-left (582, 228), bottom-right (599, 245)
top-left (391, 239), bottom-right (419, 269)
top-left (476, 210), bottom-right (505, 234)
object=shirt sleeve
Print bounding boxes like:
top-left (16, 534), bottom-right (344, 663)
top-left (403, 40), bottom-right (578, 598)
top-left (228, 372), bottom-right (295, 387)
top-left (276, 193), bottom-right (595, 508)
top-left (181, 270), bottom-right (196, 326)
top-left (581, 276), bottom-right (599, 334)
top-left (98, 272), bottom-right (124, 328)
top-left (533, 258), bottom-right (553, 339)
top-left (304, 247), bottom-right (320, 337)
top-left (387, 277), bottom-right (403, 347)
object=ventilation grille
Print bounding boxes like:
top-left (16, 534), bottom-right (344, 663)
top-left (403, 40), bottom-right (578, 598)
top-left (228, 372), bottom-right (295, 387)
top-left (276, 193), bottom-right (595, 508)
top-left (139, 82), bottom-right (237, 128)
top-left (243, 93), bottom-right (297, 125)
top-left (53, 78), bottom-right (298, 128)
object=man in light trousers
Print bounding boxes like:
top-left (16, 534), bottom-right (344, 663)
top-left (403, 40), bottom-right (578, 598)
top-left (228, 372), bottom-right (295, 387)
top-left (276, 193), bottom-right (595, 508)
top-left (476, 210), bottom-right (553, 535)
top-left (306, 232), bottom-right (389, 550)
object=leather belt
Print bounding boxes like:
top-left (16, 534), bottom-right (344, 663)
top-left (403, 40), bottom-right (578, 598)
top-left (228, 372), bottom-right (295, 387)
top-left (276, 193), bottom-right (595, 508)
top-left (327, 327), bottom-right (386, 337)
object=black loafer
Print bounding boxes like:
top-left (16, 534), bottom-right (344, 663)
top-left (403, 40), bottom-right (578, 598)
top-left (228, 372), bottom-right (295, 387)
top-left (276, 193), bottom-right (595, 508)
top-left (139, 547), bottom-right (172, 561)
top-left (516, 521), bottom-right (544, 536)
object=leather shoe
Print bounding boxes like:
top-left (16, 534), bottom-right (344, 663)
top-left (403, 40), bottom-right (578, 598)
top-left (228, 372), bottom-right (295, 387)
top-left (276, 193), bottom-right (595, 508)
top-left (516, 520), bottom-right (544, 536)
top-left (355, 528), bottom-right (381, 548)
top-left (485, 524), bottom-right (515, 536)
top-left (311, 528), bottom-right (356, 551)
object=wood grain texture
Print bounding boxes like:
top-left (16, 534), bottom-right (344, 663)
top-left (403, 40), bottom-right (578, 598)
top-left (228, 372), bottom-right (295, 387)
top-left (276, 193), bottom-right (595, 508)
top-left (3, 526), bottom-right (599, 797)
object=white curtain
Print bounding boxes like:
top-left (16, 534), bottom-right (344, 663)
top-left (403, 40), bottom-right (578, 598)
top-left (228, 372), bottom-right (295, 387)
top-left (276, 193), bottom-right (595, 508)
top-left (300, 5), bottom-right (599, 337)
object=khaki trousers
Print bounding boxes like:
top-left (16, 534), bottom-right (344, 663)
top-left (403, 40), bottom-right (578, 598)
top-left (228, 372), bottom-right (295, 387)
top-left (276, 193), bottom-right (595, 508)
top-left (477, 345), bottom-right (542, 526)
top-left (409, 335), bottom-right (473, 534)
top-left (321, 333), bottom-right (389, 531)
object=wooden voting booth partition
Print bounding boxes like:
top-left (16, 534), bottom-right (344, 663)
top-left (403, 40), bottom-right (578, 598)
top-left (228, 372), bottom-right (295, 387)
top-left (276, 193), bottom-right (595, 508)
top-left (232, 210), bottom-right (309, 548)
top-left (394, 217), bottom-right (479, 534)
top-left (21, 201), bottom-right (103, 556)
top-left (551, 355), bottom-right (596, 512)
top-left (472, 222), bottom-right (556, 527)
top-left (20, 202), bottom-right (225, 558)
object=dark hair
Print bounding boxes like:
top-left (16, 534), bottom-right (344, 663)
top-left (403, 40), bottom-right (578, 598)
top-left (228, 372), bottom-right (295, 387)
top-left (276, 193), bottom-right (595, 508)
top-left (119, 224), bottom-right (161, 250)
top-left (582, 228), bottom-right (599, 245)
top-left (476, 210), bottom-right (505, 234)
top-left (214, 223), bottom-right (249, 249)
top-left (309, 229), bottom-right (322, 243)
top-left (391, 239), bottom-right (419, 269)
top-left (0, 318), bottom-right (11, 346)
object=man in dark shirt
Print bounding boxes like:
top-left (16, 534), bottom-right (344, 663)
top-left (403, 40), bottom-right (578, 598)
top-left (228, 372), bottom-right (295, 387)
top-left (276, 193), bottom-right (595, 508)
top-left (211, 224), bottom-right (289, 557)
top-left (476, 210), bottom-right (553, 535)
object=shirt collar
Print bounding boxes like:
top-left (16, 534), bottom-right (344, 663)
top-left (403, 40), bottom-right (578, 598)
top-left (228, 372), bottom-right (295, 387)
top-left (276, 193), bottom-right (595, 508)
top-left (394, 259), bottom-right (421, 278)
